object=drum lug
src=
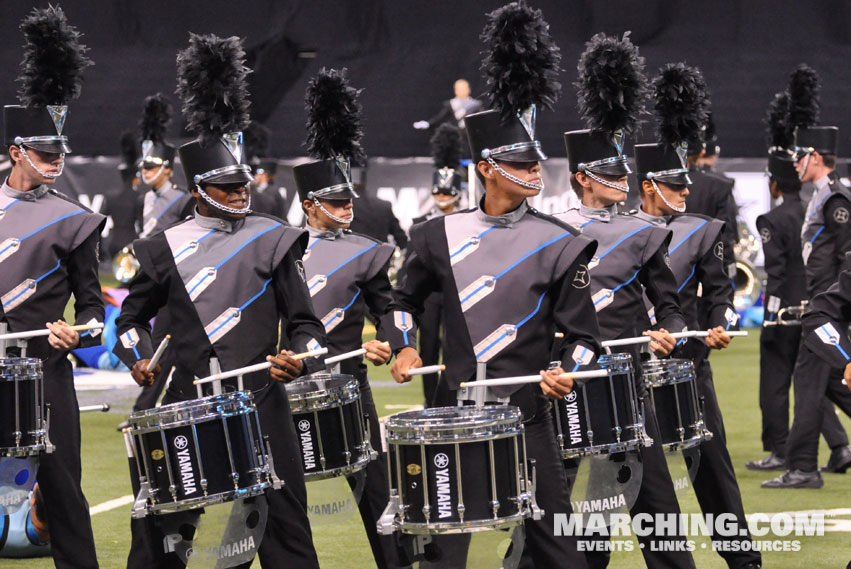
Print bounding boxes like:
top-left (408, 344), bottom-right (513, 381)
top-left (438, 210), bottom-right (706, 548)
top-left (200, 478), bottom-right (208, 495)
top-left (263, 435), bottom-right (284, 490)
top-left (131, 480), bottom-right (152, 519)
top-left (376, 490), bottom-right (401, 535)
top-left (43, 403), bottom-right (55, 453)
top-left (489, 499), bottom-right (500, 519)
top-left (527, 458), bottom-right (543, 521)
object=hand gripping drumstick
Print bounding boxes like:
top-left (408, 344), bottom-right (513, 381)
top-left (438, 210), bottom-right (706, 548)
top-left (405, 364), bottom-right (446, 376)
top-left (325, 342), bottom-right (390, 365)
top-left (146, 334), bottom-right (171, 372)
top-left (193, 347), bottom-right (329, 385)
top-left (0, 322), bottom-right (105, 342)
top-left (459, 369), bottom-right (609, 388)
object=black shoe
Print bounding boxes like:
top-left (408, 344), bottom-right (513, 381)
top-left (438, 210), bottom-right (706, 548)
top-left (739, 564), bottom-right (761, 569)
top-left (746, 452), bottom-right (785, 471)
top-left (820, 445), bottom-right (851, 473)
top-left (762, 469), bottom-right (823, 489)
top-left (116, 420), bottom-right (130, 432)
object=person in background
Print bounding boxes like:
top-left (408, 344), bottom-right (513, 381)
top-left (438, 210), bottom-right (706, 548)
top-left (413, 78), bottom-right (483, 142)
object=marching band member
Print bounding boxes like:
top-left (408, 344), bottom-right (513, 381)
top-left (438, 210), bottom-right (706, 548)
top-left (113, 34), bottom-right (323, 568)
top-left (0, 7), bottom-right (103, 567)
top-left (556, 33), bottom-right (695, 569)
top-left (382, 4), bottom-right (598, 566)
top-left (293, 67), bottom-right (407, 569)
top-left (634, 64), bottom-right (760, 569)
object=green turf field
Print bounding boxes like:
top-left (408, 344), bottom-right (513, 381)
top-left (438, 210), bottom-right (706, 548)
top-left (5, 330), bottom-right (850, 568)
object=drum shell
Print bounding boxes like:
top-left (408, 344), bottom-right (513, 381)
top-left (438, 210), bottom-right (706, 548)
top-left (0, 359), bottom-right (44, 455)
top-left (643, 360), bottom-right (701, 449)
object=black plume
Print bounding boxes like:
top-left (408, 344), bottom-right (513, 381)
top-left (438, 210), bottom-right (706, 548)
top-left (243, 121), bottom-right (270, 162)
top-left (176, 33), bottom-right (251, 146)
top-left (119, 131), bottom-right (139, 166)
top-left (653, 63), bottom-right (709, 148)
top-left (765, 91), bottom-right (792, 149)
top-left (17, 5), bottom-right (92, 107)
top-left (138, 93), bottom-right (172, 144)
top-left (430, 123), bottom-right (463, 169)
top-left (576, 32), bottom-right (648, 136)
top-left (787, 64), bottom-right (820, 129)
top-left (481, 1), bottom-right (561, 121)
top-left (704, 110), bottom-right (716, 141)
top-left (304, 68), bottom-right (366, 164)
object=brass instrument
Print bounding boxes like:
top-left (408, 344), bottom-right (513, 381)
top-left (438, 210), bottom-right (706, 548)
top-left (113, 246), bottom-right (140, 283)
top-left (732, 223), bottom-right (763, 313)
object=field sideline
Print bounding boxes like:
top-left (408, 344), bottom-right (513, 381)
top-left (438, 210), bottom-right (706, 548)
top-left (5, 330), bottom-right (849, 568)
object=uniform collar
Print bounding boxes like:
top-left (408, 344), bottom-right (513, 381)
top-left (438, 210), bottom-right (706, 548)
top-left (153, 180), bottom-right (173, 197)
top-left (578, 203), bottom-right (617, 222)
top-left (814, 174), bottom-right (832, 191)
top-left (475, 198), bottom-right (529, 228)
top-left (634, 207), bottom-right (669, 226)
top-left (2, 179), bottom-right (51, 201)
top-left (193, 207), bottom-right (243, 233)
top-left (306, 223), bottom-right (343, 240)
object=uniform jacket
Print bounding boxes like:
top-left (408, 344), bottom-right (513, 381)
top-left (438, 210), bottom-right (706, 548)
top-left (756, 193), bottom-right (807, 320)
top-left (137, 180), bottom-right (194, 238)
top-left (686, 166), bottom-right (738, 280)
top-left (800, 172), bottom-right (851, 296)
top-left (801, 264), bottom-right (851, 370)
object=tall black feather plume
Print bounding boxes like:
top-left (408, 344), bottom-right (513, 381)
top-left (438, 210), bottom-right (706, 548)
top-left (430, 124), bottom-right (463, 169)
top-left (176, 33), bottom-right (251, 146)
top-left (653, 63), bottom-right (709, 148)
top-left (481, 1), bottom-right (561, 121)
top-left (576, 32), bottom-right (648, 136)
top-left (765, 91), bottom-right (792, 149)
top-left (17, 5), bottom-right (92, 107)
top-left (304, 68), bottom-right (365, 165)
top-left (704, 110), bottom-right (716, 142)
top-left (138, 93), bottom-right (172, 144)
top-left (786, 64), bottom-right (820, 129)
top-left (243, 121), bottom-right (270, 162)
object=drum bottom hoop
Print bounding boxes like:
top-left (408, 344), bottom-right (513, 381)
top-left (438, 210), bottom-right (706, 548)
top-left (146, 482), bottom-right (270, 515)
top-left (561, 436), bottom-right (646, 459)
top-left (303, 452), bottom-right (373, 482)
top-left (397, 511), bottom-right (528, 535)
top-left (659, 429), bottom-right (712, 453)
top-left (0, 443), bottom-right (47, 458)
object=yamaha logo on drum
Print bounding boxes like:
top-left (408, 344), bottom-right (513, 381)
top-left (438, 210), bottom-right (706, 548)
top-left (174, 435), bottom-right (188, 450)
top-left (565, 390), bottom-right (577, 403)
top-left (298, 420), bottom-right (311, 432)
top-left (433, 453), bottom-right (449, 469)
top-left (432, 453), bottom-right (452, 518)
top-left (172, 435), bottom-right (197, 495)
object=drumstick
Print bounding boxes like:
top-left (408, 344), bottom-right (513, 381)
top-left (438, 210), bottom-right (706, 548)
top-left (599, 330), bottom-right (748, 348)
top-left (325, 342), bottom-right (390, 365)
top-left (459, 369), bottom-right (609, 388)
top-left (0, 322), bottom-right (105, 342)
top-left (79, 403), bottom-right (110, 413)
top-left (406, 364), bottom-right (445, 376)
top-left (193, 347), bottom-right (329, 385)
top-left (146, 334), bottom-right (171, 371)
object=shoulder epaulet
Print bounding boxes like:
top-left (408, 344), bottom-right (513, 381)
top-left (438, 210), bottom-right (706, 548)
top-left (49, 189), bottom-right (96, 214)
top-left (528, 208), bottom-right (581, 236)
top-left (345, 229), bottom-right (385, 246)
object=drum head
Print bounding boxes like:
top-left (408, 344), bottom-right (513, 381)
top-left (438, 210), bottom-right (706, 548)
top-left (305, 470), bottom-right (365, 527)
top-left (404, 524), bottom-right (524, 569)
top-left (0, 456), bottom-right (37, 515)
top-left (385, 405), bottom-right (522, 443)
top-left (285, 373), bottom-right (359, 412)
top-left (564, 451), bottom-right (643, 524)
top-left (158, 496), bottom-right (268, 568)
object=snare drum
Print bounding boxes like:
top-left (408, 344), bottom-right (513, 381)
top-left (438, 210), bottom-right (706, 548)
top-left (378, 405), bottom-right (537, 535)
top-left (285, 373), bottom-right (374, 481)
top-left (0, 358), bottom-right (50, 457)
top-left (553, 353), bottom-right (644, 458)
top-left (128, 391), bottom-right (276, 516)
top-left (642, 359), bottom-right (710, 451)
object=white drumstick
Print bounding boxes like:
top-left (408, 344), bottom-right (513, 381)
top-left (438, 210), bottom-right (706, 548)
top-left (325, 342), bottom-right (389, 365)
top-left (146, 334), bottom-right (171, 371)
top-left (79, 404), bottom-right (110, 413)
top-left (193, 347), bottom-right (329, 385)
top-left (406, 364), bottom-right (445, 376)
top-left (0, 322), bottom-right (105, 342)
top-left (459, 369), bottom-right (609, 388)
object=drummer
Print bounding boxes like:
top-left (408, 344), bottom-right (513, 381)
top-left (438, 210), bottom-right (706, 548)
top-left (555, 33), bottom-right (694, 568)
top-left (382, 4), bottom-right (599, 566)
top-left (633, 64), bottom-right (760, 567)
top-left (292, 68), bottom-right (408, 569)
top-left (0, 8), bottom-right (103, 568)
top-left (112, 34), bottom-right (323, 568)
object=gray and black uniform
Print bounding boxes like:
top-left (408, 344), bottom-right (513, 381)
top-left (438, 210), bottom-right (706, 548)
top-left (756, 193), bottom-right (848, 459)
top-left (302, 225), bottom-right (408, 569)
top-left (637, 209), bottom-right (760, 569)
top-left (785, 172), bottom-right (851, 472)
top-left (557, 205), bottom-right (695, 569)
top-left (113, 211), bottom-right (324, 569)
top-left (381, 201), bottom-right (599, 568)
top-left (0, 181), bottom-right (105, 569)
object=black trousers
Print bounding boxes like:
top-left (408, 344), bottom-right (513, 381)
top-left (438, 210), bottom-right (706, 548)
top-left (787, 346), bottom-right (851, 472)
top-left (126, 380), bottom-right (320, 569)
top-left (418, 295), bottom-right (443, 408)
top-left (759, 326), bottom-right (848, 455)
top-left (691, 358), bottom-right (760, 569)
top-left (38, 352), bottom-right (99, 568)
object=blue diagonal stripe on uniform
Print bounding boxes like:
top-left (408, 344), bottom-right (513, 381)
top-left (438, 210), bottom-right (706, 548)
top-left (206, 278), bottom-right (273, 340)
top-left (1, 198), bottom-right (20, 211)
top-left (819, 324), bottom-right (850, 360)
top-left (0, 210), bottom-right (84, 258)
top-left (475, 291), bottom-right (547, 359)
top-left (808, 226), bottom-right (825, 245)
top-left (594, 268), bottom-right (642, 306)
top-left (450, 226), bottom-right (497, 259)
top-left (677, 264), bottom-right (697, 293)
top-left (669, 220), bottom-right (708, 254)
top-left (2, 260), bottom-right (62, 309)
top-left (309, 243), bottom-right (377, 292)
top-left (579, 219), bottom-right (596, 229)
top-left (154, 194), bottom-right (184, 222)
top-left (596, 225), bottom-right (650, 260)
top-left (324, 289), bottom-right (362, 329)
top-left (173, 229), bottom-right (216, 259)
top-left (123, 331), bottom-right (140, 360)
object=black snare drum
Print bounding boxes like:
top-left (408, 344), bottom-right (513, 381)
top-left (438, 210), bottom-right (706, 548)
top-left (285, 373), bottom-right (374, 481)
top-left (643, 359), bottom-right (710, 451)
top-left (0, 358), bottom-right (50, 457)
top-left (128, 391), bottom-right (277, 517)
top-left (553, 353), bottom-right (645, 458)
top-left (378, 405), bottom-right (538, 535)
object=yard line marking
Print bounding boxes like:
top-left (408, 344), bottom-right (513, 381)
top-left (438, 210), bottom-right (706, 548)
top-left (90, 494), bottom-right (134, 515)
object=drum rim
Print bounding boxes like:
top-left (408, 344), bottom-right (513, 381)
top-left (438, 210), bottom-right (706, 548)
top-left (560, 433), bottom-right (647, 459)
top-left (0, 441), bottom-right (48, 457)
top-left (0, 358), bottom-right (42, 381)
top-left (285, 374), bottom-right (360, 411)
top-left (145, 481), bottom-right (270, 514)
top-left (384, 405), bottom-right (523, 442)
top-left (642, 358), bottom-right (696, 386)
top-left (128, 391), bottom-right (255, 431)
top-left (302, 452), bottom-right (373, 480)
top-left (395, 511), bottom-right (529, 534)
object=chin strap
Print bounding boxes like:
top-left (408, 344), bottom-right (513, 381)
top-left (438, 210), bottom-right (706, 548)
top-left (585, 170), bottom-right (629, 193)
top-left (798, 153), bottom-right (810, 181)
top-left (434, 194), bottom-right (461, 207)
top-left (313, 197), bottom-right (353, 224)
top-left (141, 165), bottom-right (166, 186)
top-left (485, 156), bottom-right (544, 192)
top-left (651, 179), bottom-right (686, 213)
top-left (195, 185), bottom-right (252, 215)
top-left (19, 146), bottom-right (65, 179)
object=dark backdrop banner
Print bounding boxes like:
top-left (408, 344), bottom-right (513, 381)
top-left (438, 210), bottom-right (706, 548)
top-left (2, 1), bottom-right (851, 158)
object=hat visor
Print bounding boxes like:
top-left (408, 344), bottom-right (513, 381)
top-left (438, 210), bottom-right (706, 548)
top-left (587, 161), bottom-right (632, 177)
top-left (315, 187), bottom-right (359, 200)
top-left (654, 172), bottom-right (691, 186)
top-left (202, 170), bottom-right (254, 186)
top-left (491, 146), bottom-right (548, 163)
top-left (24, 140), bottom-right (71, 154)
